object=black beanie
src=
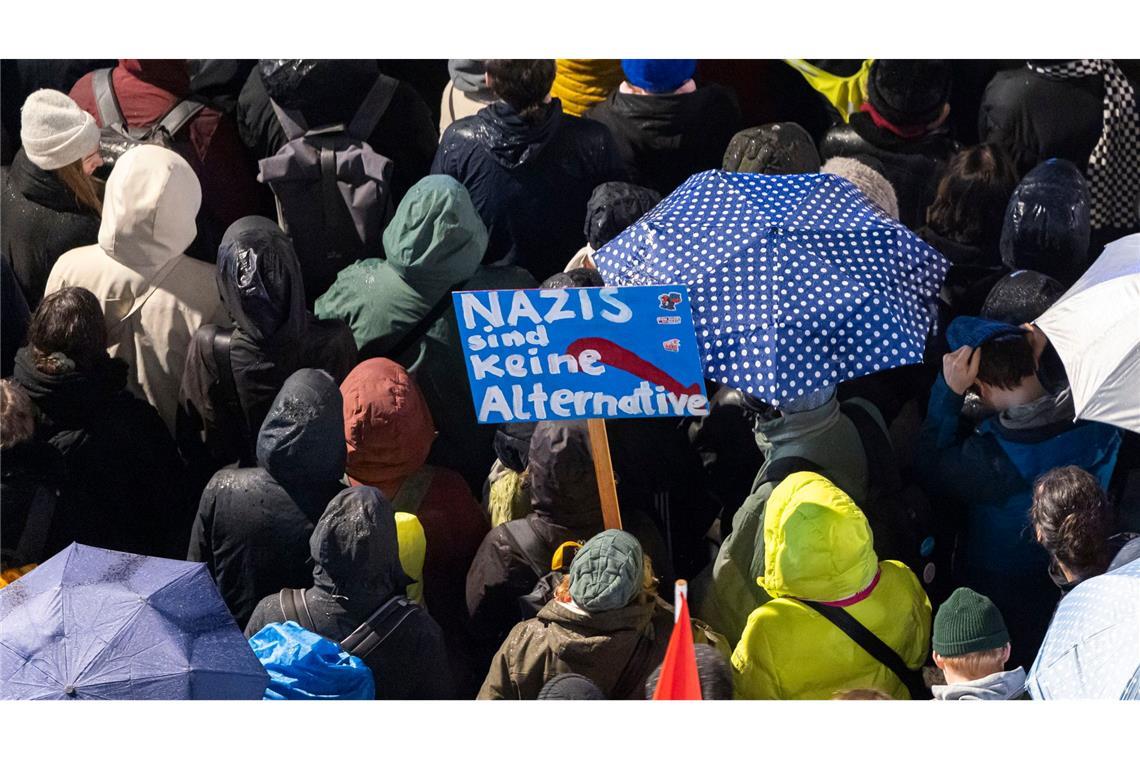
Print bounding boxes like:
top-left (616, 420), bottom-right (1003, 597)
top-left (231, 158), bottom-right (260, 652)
top-left (867, 59), bottom-right (952, 127)
top-left (981, 270), bottom-right (1065, 324)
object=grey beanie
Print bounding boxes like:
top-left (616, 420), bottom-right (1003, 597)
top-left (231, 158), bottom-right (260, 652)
top-left (568, 529), bottom-right (644, 613)
top-left (20, 89), bottom-right (101, 171)
top-left (823, 157), bottom-right (900, 220)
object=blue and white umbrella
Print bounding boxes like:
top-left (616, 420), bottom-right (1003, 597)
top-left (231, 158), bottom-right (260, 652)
top-left (595, 170), bottom-right (949, 406)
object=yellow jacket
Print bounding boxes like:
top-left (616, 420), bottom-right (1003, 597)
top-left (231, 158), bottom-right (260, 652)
top-left (732, 472), bottom-right (931, 699)
top-left (550, 60), bottom-right (624, 117)
top-left (395, 512), bottom-right (426, 605)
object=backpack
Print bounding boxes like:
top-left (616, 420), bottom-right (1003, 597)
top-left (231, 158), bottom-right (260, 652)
top-left (91, 68), bottom-right (204, 172)
top-left (760, 400), bottom-right (949, 602)
top-left (250, 620), bottom-right (375, 700)
top-left (501, 520), bottom-right (583, 621)
top-left (257, 74), bottom-right (398, 300)
top-left (277, 587), bottom-right (421, 663)
top-left (193, 324), bottom-right (254, 466)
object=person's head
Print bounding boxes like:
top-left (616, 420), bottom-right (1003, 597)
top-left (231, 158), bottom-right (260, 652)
top-left (582, 182), bottom-right (661, 251)
top-left (483, 60), bottom-right (556, 121)
top-left (542, 268), bottom-right (605, 289)
top-left (865, 59), bottom-right (952, 133)
top-left (620, 60), bottom-right (697, 94)
top-left (723, 123), bottom-right (821, 175)
top-left (564, 529), bottom-right (646, 612)
top-left (27, 287), bottom-right (107, 375)
top-left (528, 420), bottom-right (604, 532)
top-left (1000, 159), bottom-right (1091, 285)
top-left (20, 89), bottom-right (103, 212)
top-left (537, 673), bottom-right (606, 700)
top-left (644, 643), bottom-right (735, 699)
top-left (926, 144), bottom-right (1018, 247)
top-left (340, 358), bottom-right (435, 496)
top-left (216, 216), bottom-right (305, 342)
top-left (0, 379), bottom-right (36, 450)
top-left (932, 587), bottom-right (1012, 683)
top-left (1031, 466), bottom-right (1112, 583)
top-left (258, 59), bottom-right (379, 128)
top-left (981, 270), bottom-right (1065, 325)
top-left (256, 368), bottom-right (346, 488)
top-left (821, 157), bottom-right (899, 220)
top-left (948, 317), bottom-right (1043, 411)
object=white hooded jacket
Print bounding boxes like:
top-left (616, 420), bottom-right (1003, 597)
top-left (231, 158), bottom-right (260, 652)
top-left (45, 145), bottom-right (226, 432)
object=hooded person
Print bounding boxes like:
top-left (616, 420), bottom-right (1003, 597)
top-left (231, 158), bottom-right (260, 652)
top-left (237, 59), bottom-right (438, 207)
top-left (536, 673), bottom-right (606, 700)
top-left (3, 90), bottom-right (102, 310)
top-left (178, 216), bottom-right (357, 475)
top-left (44, 145), bottom-right (227, 434)
top-left (68, 59), bottom-right (263, 261)
top-left (315, 175), bottom-right (535, 491)
top-left (431, 59), bottom-right (628, 281)
top-left (732, 472), bottom-right (932, 700)
top-left (439, 60), bottom-right (495, 134)
top-left (980, 270), bottom-right (1066, 325)
top-left (11, 287), bottom-right (189, 558)
top-left (722, 122), bottom-right (822, 175)
top-left (478, 529), bottom-right (675, 699)
top-left (565, 181), bottom-right (661, 271)
top-left (693, 386), bottom-right (890, 646)
top-left (820, 59), bottom-right (959, 229)
top-left (340, 357), bottom-right (490, 695)
top-left (583, 59), bottom-right (742, 196)
top-left (999, 159), bottom-right (1092, 286)
top-left (821, 156), bottom-right (901, 220)
top-left (244, 485), bottom-right (454, 700)
top-left (188, 369), bottom-right (348, 629)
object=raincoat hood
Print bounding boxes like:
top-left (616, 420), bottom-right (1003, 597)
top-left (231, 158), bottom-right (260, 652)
top-left (96, 145), bottom-right (201, 276)
top-left (470, 100), bottom-right (561, 170)
top-left (1000, 159), bottom-right (1091, 284)
top-left (119, 59), bottom-right (191, 95)
top-left (341, 358), bottom-right (435, 496)
top-left (722, 122), bottom-right (822, 174)
top-left (759, 471), bottom-right (878, 602)
top-left (255, 368), bottom-right (346, 486)
top-left (583, 182), bottom-right (661, 250)
top-left (529, 420), bottom-right (604, 531)
top-left (216, 216), bottom-right (306, 345)
top-left (310, 486), bottom-right (405, 607)
top-left (258, 59), bottom-right (378, 128)
top-left (382, 175), bottom-right (487, 294)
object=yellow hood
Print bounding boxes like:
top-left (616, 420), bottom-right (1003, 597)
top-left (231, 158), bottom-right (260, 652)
top-left (759, 472), bottom-right (878, 602)
top-left (97, 145), bottom-right (201, 278)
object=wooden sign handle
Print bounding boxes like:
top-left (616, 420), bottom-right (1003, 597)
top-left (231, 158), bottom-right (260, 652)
top-left (586, 417), bottom-right (623, 530)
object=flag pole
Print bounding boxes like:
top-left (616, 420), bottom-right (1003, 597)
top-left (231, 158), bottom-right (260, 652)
top-left (586, 418), bottom-right (623, 530)
top-left (674, 579), bottom-right (688, 622)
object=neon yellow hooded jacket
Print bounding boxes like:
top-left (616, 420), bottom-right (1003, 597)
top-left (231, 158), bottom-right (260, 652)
top-left (731, 472), bottom-right (931, 700)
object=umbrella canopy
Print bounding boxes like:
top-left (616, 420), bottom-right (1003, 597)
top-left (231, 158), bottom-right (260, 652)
top-left (594, 170), bottom-right (948, 406)
top-left (1027, 557), bottom-right (1140, 700)
top-left (1035, 233), bottom-right (1140, 433)
top-left (0, 543), bottom-right (267, 700)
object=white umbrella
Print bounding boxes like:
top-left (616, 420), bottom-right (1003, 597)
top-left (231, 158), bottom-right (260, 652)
top-left (1035, 233), bottom-right (1140, 434)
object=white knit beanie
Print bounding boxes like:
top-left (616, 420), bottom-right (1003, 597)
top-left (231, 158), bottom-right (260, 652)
top-left (20, 89), bottom-right (101, 171)
top-left (822, 157), bottom-right (900, 220)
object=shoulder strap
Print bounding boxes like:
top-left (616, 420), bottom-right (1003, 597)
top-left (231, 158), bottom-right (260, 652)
top-left (13, 485), bottom-right (58, 567)
top-left (278, 588), bottom-right (317, 631)
top-left (340, 595), bottom-right (418, 659)
top-left (202, 324), bottom-right (252, 452)
top-left (501, 518), bottom-right (550, 577)
top-left (840, 400), bottom-right (901, 492)
top-left (385, 280), bottom-right (470, 360)
top-left (757, 455), bottom-right (821, 489)
top-left (92, 68), bottom-right (125, 128)
top-left (347, 74), bottom-right (399, 140)
top-left (611, 622), bottom-right (656, 699)
top-left (391, 467), bottom-right (436, 515)
top-left (155, 99), bottom-right (206, 138)
top-left (268, 98), bottom-right (307, 141)
top-left (798, 598), bottom-right (927, 699)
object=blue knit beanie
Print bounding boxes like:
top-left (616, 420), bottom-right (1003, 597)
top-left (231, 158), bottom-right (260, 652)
top-left (621, 60), bottom-right (697, 94)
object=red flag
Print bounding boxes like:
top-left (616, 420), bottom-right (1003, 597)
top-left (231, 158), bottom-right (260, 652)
top-left (652, 581), bottom-right (702, 700)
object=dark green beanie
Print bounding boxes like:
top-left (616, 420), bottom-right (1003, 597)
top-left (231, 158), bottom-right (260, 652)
top-left (568, 529), bottom-right (643, 613)
top-left (932, 587), bottom-right (1010, 657)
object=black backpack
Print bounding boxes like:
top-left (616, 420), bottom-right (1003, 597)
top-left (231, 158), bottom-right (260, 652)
top-left (193, 324), bottom-right (255, 467)
top-left (257, 74), bottom-right (398, 301)
top-left (91, 68), bottom-right (204, 172)
top-left (501, 519), bottom-right (584, 621)
top-left (760, 400), bottom-right (949, 602)
top-left (278, 588), bottom-right (419, 661)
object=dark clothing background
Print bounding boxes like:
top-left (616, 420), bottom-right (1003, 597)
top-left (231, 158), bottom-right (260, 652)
top-left (2, 254), bottom-right (31, 377)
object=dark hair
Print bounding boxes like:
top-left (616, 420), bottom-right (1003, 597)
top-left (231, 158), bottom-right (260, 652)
top-left (1031, 466), bottom-right (1111, 575)
top-left (484, 60), bottom-right (556, 121)
top-left (976, 335), bottom-right (1036, 390)
top-left (644, 643), bottom-right (734, 699)
top-left (28, 287), bottom-right (107, 374)
top-left (926, 144), bottom-right (1018, 246)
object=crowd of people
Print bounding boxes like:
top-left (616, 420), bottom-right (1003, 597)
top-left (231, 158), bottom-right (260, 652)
top-left (2, 58), bottom-right (1138, 701)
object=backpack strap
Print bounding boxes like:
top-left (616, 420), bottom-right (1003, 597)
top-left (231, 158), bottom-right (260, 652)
top-left (840, 401), bottom-right (901, 493)
top-left (278, 588), bottom-right (317, 631)
top-left (756, 456), bottom-right (822, 489)
top-left (347, 74), bottom-right (399, 140)
top-left (384, 280), bottom-right (471, 360)
top-left (12, 485), bottom-right (58, 567)
top-left (611, 623), bottom-right (656, 699)
top-left (318, 145), bottom-right (348, 257)
top-left (199, 324), bottom-right (252, 457)
top-left (501, 518), bottom-right (551, 577)
top-left (155, 99), bottom-right (205, 138)
top-left (798, 598), bottom-right (927, 699)
top-left (340, 595), bottom-right (418, 659)
top-left (391, 467), bottom-right (436, 515)
top-left (92, 68), bottom-right (126, 128)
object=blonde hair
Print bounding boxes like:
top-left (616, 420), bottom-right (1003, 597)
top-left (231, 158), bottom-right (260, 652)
top-left (938, 646), bottom-right (1008, 681)
top-left (1, 380), bottom-right (36, 449)
top-left (54, 159), bottom-right (102, 215)
top-left (555, 552), bottom-right (659, 605)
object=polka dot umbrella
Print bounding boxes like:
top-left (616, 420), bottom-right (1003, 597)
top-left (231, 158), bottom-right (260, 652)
top-left (594, 170), bottom-right (950, 406)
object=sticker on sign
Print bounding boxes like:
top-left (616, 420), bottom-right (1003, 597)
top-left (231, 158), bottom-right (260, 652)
top-left (454, 286), bottom-right (709, 423)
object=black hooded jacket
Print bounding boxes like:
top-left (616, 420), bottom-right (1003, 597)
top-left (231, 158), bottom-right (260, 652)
top-left (188, 369), bottom-right (347, 628)
top-left (178, 216), bottom-right (357, 475)
top-left (11, 348), bottom-right (189, 557)
top-left (432, 99), bottom-right (627, 281)
top-left (245, 486), bottom-right (454, 700)
top-left (584, 85), bottom-right (742, 196)
top-left (1, 149), bottom-right (100, 309)
top-left (999, 159), bottom-right (1091, 286)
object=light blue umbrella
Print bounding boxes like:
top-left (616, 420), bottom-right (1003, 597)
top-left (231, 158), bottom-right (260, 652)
top-left (594, 170), bottom-right (949, 406)
top-left (1027, 557), bottom-right (1140, 700)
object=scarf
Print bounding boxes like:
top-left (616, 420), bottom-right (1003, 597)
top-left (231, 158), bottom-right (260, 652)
top-left (1027, 60), bottom-right (1140, 229)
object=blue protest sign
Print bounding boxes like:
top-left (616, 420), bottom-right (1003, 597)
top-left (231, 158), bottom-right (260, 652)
top-left (454, 286), bottom-right (709, 424)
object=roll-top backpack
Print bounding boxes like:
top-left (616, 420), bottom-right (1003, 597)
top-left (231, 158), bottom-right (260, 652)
top-left (257, 74), bottom-right (398, 301)
top-left (91, 68), bottom-right (205, 172)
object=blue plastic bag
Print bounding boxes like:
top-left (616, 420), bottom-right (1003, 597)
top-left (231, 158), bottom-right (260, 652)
top-left (249, 621), bottom-right (374, 700)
